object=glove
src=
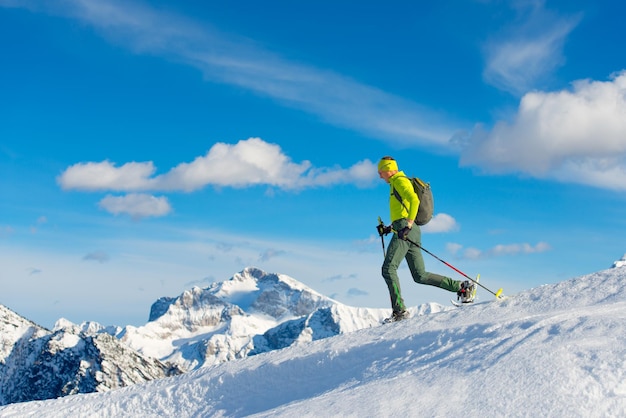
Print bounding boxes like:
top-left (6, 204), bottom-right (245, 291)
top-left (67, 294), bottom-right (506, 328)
top-left (398, 226), bottom-right (411, 241)
top-left (376, 224), bottom-right (392, 236)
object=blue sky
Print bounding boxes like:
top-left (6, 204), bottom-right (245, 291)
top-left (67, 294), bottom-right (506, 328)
top-left (2, 0), bottom-right (625, 328)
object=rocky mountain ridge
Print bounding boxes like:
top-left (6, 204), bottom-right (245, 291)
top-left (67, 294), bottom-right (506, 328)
top-left (0, 305), bottom-right (179, 406)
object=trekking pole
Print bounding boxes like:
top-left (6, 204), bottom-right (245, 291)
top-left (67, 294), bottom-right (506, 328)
top-left (392, 229), bottom-right (504, 299)
top-left (377, 217), bottom-right (386, 257)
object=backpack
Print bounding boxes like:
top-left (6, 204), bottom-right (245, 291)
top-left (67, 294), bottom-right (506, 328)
top-left (392, 176), bottom-right (434, 226)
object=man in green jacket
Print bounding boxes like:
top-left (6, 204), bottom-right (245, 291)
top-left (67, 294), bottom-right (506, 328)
top-left (377, 156), bottom-right (474, 322)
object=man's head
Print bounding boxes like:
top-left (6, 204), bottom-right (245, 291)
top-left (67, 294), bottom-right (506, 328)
top-left (378, 156), bottom-right (398, 183)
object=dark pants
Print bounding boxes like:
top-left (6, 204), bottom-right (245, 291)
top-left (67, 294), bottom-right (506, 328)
top-left (382, 219), bottom-right (460, 312)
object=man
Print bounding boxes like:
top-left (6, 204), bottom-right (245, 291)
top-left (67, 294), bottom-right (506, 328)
top-left (377, 156), bottom-right (475, 322)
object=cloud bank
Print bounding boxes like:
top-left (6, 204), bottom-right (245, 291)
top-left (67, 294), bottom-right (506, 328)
top-left (58, 138), bottom-right (377, 193)
top-left (58, 138), bottom-right (378, 218)
top-left (448, 241), bottom-right (551, 260)
top-left (460, 71), bottom-right (626, 190)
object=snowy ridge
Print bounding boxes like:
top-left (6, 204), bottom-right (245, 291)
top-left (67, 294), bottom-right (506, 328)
top-left (0, 307), bottom-right (178, 406)
top-left (2, 264), bottom-right (625, 417)
top-left (0, 305), bottom-right (49, 405)
top-left (249, 302), bottom-right (448, 356)
top-left (0, 305), bottom-right (46, 365)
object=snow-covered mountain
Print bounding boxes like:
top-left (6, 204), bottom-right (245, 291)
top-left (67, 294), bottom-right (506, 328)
top-left (2, 260), bottom-right (625, 417)
top-left (114, 267), bottom-right (422, 370)
top-left (0, 306), bottom-right (179, 406)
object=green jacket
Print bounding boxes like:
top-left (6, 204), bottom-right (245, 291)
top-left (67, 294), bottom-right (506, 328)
top-left (388, 171), bottom-right (419, 222)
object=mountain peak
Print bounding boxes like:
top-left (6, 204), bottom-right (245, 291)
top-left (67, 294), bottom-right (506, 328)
top-left (220, 266), bottom-right (333, 318)
top-left (149, 267), bottom-right (334, 324)
top-left (612, 254), bottom-right (626, 268)
top-left (120, 267), bottom-right (379, 370)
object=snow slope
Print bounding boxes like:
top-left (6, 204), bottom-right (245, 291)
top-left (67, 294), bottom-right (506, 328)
top-left (2, 265), bottom-right (625, 417)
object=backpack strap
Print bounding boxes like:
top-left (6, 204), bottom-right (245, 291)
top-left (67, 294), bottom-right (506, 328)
top-left (391, 175), bottom-right (411, 215)
top-left (392, 188), bottom-right (407, 209)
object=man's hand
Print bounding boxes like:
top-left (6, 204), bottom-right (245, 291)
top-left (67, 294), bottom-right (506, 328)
top-left (398, 226), bottom-right (411, 240)
top-left (376, 224), bottom-right (392, 236)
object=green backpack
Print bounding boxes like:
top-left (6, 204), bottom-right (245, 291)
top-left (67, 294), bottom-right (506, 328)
top-left (392, 176), bottom-right (434, 226)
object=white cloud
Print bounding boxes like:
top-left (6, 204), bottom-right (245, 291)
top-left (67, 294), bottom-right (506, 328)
top-left (446, 242), bottom-right (463, 256)
top-left (461, 71), bottom-right (626, 190)
top-left (449, 241), bottom-right (552, 260)
top-left (98, 193), bottom-right (172, 219)
top-left (490, 242), bottom-right (551, 256)
top-left (462, 247), bottom-right (484, 260)
top-left (422, 213), bottom-right (459, 234)
top-left (154, 138), bottom-right (311, 191)
top-left (58, 138), bottom-right (379, 192)
top-left (483, 1), bottom-right (581, 95)
top-left (5, 0), bottom-right (458, 147)
top-left (59, 161), bottom-right (157, 191)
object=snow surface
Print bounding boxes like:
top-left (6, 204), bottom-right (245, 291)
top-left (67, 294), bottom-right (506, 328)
top-left (1, 266), bottom-right (625, 417)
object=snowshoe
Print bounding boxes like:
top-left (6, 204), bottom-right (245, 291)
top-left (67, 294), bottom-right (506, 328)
top-left (457, 280), bottom-right (477, 304)
top-left (383, 310), bottom-right (410, 323)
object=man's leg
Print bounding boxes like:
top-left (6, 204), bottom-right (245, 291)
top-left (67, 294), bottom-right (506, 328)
top-left (382, 234), bottom-right (410, 312)
top-left (405, 227), bottom-right (461, 292)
